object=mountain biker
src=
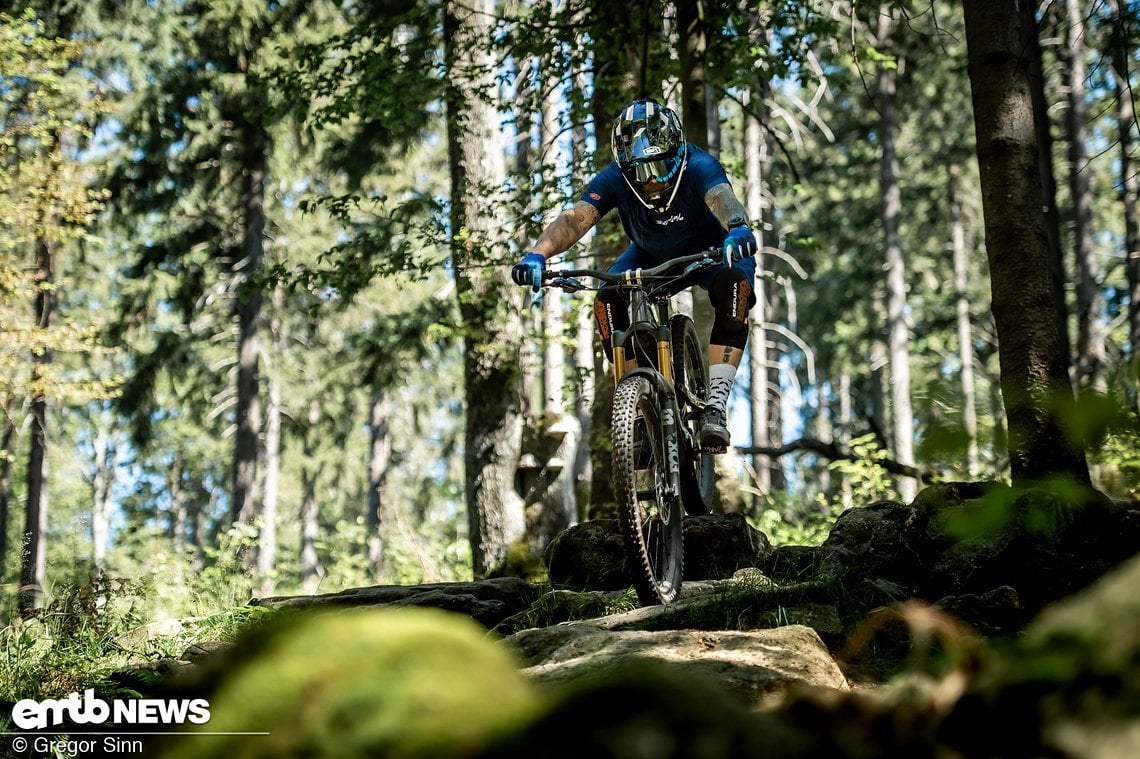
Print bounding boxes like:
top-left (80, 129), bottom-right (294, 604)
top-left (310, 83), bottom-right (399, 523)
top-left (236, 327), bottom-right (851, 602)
top-left (511, 97), bottom-right (758, 452)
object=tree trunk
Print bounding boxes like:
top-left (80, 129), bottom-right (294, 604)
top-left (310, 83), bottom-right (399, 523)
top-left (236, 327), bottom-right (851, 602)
top-left (571, 68), bottom-right (595, 521)
top-left (168, 459), bottom-right (186, 554)
top-left (444, 0), bottom-right (526, 577)
top-left (586, 0), bottom-right (638, 516)
top-left (232, 127), bottom-right (267, 530)
top-left (367, 388), bottom-right (393, 580)
top-left (744, 86), bottom-right (772, 497)
top-left (838, 371), bottom-right (854, 509)
top-left (677, 0), bottom-right (717, 361)
top-left (0, 400), bottom-right (15, 576)
top-left (877, 5), bottom-right (917, 502)
top-left (1064, 0), bottom-right (1104, 390)
top-left (766, 281), bottom-right (786, 491)
top-left (91, 405), bottom-right (115, 572)
top-left (20, 232), bottom-right (53, 615)
top-left (962, 0), bottom-right (1091, 485)
top-left (300, 398), bottom-right (322, 593)
top-left (258, 286), bottom-right (282, 594)
top-left (1023, 1), bottom-right (1071, 364)
top-left (1109, 0), bottom-right (1140, 408)
top-left (950, 165), bottom-right (980, 477)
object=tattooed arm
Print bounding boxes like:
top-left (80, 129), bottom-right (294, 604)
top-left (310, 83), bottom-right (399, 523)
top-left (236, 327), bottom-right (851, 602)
top-left (530, 201), bottom-right (600, 259)
top-left (703, 183), bottom-right (750, 229)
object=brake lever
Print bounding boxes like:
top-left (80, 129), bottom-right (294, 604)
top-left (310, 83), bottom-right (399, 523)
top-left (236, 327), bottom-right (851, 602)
top-left (681, 257), bottom-right (717, 277)
top-left (550, 276), bottom-right (585, 293)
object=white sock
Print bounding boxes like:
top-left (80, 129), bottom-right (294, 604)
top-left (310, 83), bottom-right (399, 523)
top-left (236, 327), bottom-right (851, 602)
top-left (707, 363), bottom-right (736, 413)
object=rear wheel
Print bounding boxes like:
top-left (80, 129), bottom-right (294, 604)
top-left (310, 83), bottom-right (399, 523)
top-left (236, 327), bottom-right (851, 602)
top-left (671, 315), bottom-right (715, 515)
top-left (612, 375), bottom-right (683, 605)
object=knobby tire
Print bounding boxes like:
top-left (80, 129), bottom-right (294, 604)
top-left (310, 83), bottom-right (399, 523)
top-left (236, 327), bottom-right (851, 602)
top-left (612, 375), bottom-right (684, 605)
top-left (670, 315), bottom-right (715, 515)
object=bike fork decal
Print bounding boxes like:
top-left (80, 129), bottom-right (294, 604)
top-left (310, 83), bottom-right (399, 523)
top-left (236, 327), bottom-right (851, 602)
top-left (661, 405), bottom-right (681, 490)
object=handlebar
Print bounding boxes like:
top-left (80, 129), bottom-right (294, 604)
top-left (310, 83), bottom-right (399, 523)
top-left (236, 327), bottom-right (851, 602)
top-left (540, 248), bottom-right (720, 294)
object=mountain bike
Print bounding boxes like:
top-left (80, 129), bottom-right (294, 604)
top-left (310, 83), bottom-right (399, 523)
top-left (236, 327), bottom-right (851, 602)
top-left (539, 249), bottom-right (719, 604)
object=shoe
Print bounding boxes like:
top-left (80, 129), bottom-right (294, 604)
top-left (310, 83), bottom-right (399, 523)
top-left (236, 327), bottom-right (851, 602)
top-left (699, 405), bottom-right (730, 452)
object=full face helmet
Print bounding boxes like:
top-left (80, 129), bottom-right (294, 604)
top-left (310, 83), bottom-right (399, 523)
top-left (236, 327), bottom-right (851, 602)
top-left (611, 98), bottom-right (688, 211)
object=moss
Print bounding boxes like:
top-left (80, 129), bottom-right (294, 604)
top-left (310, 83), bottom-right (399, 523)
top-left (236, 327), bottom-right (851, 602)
top-left (163, 607), bottom-right (545, 759)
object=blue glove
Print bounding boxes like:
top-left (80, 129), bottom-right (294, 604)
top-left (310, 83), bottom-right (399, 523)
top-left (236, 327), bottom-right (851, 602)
top-left (723, 225), bottom-right (757, 266)
top-left (511, 252), bottom-right (545, 289)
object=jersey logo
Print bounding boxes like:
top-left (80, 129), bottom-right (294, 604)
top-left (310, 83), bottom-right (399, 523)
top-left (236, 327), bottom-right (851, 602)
top-left (654, 213), bottom-right (685, 225)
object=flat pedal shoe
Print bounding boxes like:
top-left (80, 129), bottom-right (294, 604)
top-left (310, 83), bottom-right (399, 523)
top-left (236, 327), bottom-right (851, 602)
top-left (699, 406), bottom-right (730, 453)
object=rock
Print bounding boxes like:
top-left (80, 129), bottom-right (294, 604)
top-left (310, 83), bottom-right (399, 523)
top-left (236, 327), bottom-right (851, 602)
top-left (682, 512), bottom-right (772, 580)
top-left (764, 544), bottom-right (822, 582)
top-left (933, 586), bottom-right (1022, 637)
top-left (252, 576), bottom-right (539, 629)
top-left (544, 519), bottom-right (631, 590)
top-left (942, 551), bottom-right (1140, 758)
top-left (162, 607), bottom-right (544, 759)
top-left (818, 500), bottom-right (923, 624)
top-left (505, 623), bottom-right (848, 708)
top-left (474, 658), bottom-right (819, 759)
top-left (546, 514), bottom-right (774, 591)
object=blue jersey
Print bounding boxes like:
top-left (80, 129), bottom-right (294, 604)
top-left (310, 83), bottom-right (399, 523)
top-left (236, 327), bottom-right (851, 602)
top-left (581, 145), bottom-right (730, 262)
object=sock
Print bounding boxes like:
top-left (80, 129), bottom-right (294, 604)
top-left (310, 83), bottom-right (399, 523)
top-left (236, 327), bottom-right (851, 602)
top-left (707, 363), bottom-right (737, 414)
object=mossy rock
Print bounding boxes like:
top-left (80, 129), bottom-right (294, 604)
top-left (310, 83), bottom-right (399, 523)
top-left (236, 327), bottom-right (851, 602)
top-left (162, 607), bottom-right (544, 759)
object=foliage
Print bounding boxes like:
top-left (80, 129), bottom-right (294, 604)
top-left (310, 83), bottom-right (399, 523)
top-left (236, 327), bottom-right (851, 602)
top-left (0, 9), bottom-right (115, 404)
top-left (828, 435), bottom-right (901, 504)
top-left (752, 489), bottom-right (836, 547)
top-left (0, 574), bottom-right (149, 701)
top-left (1089, 418), bottom-right (1140, 500)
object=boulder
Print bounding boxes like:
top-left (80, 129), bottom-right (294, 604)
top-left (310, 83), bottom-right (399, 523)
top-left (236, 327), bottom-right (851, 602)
top-left (252, 576), bottom-right (539, 629)
top-left (545, 514), bottom-right (773, 590)
top-left (505, 622), bottom-right (848, 708)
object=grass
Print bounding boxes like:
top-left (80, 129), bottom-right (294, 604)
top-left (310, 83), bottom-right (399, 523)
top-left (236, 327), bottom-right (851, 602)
top-left (0, 574), bottom-right (272, 703)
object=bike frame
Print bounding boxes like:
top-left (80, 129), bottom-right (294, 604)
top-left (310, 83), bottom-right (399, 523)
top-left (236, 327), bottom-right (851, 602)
top-left (612, 287), bottom-right (675, 387)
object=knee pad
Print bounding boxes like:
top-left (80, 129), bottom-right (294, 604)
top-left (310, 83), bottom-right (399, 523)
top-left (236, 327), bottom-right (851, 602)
top-left (708, 268), bottom-right (755, 350)
top-left (594, 287), bottom-right (630, 362)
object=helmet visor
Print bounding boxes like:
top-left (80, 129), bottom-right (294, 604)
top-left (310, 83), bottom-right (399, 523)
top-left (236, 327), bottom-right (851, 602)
top-left (629, 157), bottom-right (678, 184)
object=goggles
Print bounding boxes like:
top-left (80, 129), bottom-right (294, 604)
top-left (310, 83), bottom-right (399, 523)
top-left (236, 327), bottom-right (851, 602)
top-left (629, 156), bottom-right (679, 184)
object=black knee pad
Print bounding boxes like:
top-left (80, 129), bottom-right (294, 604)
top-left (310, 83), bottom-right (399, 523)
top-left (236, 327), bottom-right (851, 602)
top-left (708, 268), bottom-right (755, 350)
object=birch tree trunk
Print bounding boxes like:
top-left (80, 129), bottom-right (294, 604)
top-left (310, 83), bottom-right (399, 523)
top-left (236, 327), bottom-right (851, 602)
top-left (744, 86), bottom-right (772, 496)
top-left (950, 165), bottom-right (980, 476)
top-left (444, 0), bottom-right (526, 577)
top-left (1064, 0), bottom-right (1104, 390)
top-left (877, 5), bottom-right (917, 502)
top-left (962, 0), bottom-right (1091, 485)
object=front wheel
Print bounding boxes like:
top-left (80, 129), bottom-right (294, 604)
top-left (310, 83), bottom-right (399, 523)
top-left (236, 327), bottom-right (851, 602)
top-left (612, 375), bottom-right (683, 605)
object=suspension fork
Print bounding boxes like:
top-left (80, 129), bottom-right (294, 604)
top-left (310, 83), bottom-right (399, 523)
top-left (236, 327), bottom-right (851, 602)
top-left (612, 290), bottom-right (674, 386)
top-left (617, 368), bottom-right (683, 498)
top-left (611, 324), bottom-right (673, 386)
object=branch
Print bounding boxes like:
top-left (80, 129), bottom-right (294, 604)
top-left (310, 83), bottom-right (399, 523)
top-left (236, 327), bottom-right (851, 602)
top-left (734, 435), bottom-right (923, 480)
